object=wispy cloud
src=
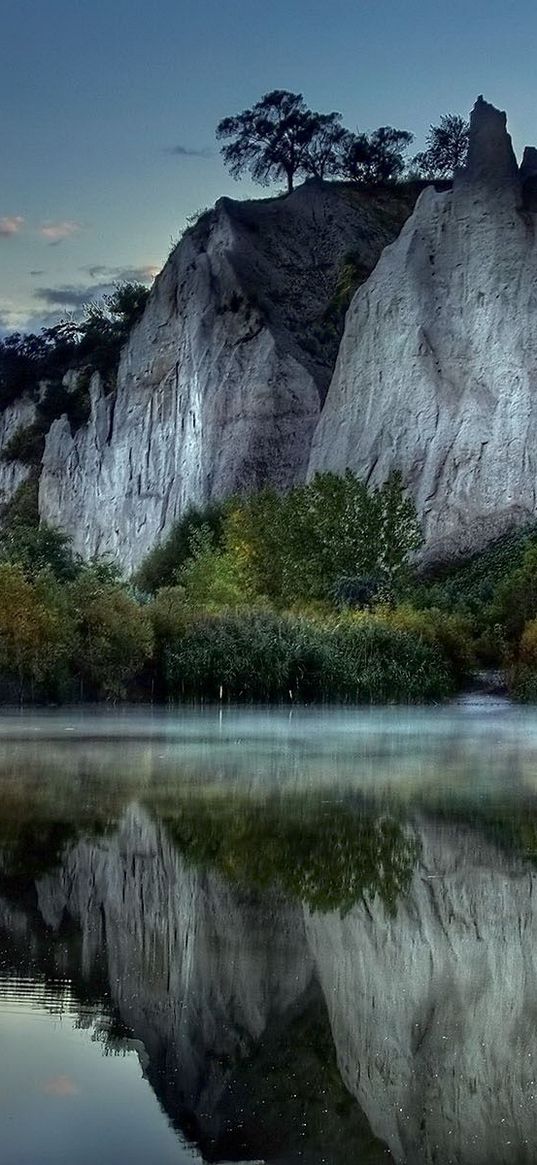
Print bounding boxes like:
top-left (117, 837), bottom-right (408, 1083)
top-left (29, 269), bottom-right (45, 276)
top-left (34, 283), bottom-right (105, 308)
top-left (81, 263), bottom-right (160, 283)
top-left (39, 220), bottom-right (83, 245)
top-left (0, 215), bottom-right (24, 237)
top-left (165, 144), bottom-right (212, 158)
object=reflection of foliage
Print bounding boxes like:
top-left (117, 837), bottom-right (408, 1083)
top-left (163, 796), bottom-right (418, 915)
top-left (0, 820), bottom-right (77, 881)
top-left (211, 994), bottom-right (390, 1164)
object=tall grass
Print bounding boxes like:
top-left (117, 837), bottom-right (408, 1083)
top-left (164, 611), bottom-right (453, 703)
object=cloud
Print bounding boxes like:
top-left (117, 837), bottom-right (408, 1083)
top-left (0, 215), bottom-right (24, 237)
top-left (165, 144), bottom-right (212, 158)
top-left (41, 1075), bottom-right (79, 1097)
top-left (39, 220), bottom-right (82, 245)
top-left (34, 265), bottom-right (159, 311)
top-left (34, 283), bottom-right (108, 308)
top-left (81, 263), bottom-right (159, 283)
top-left (29, 269), bottom-right (45, 276)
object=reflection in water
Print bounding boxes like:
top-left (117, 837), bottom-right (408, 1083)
top-left (2, 705), bottom-right (537, 1162)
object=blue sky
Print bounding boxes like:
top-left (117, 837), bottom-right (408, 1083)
top-left (1, 0), bottom-right (536, 332)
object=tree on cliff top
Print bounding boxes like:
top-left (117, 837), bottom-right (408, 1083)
top-left (216, 90), bottom-right (346, 192)
top-left (342, 126), bottom-right (414, 184)
top-left (413, 113), bottom-right (469, 179)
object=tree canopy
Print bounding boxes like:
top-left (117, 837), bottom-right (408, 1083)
top-left (413, 113), bottom-right (469, 179)
top-left (0, 282), bottom-right (150, 412)
top-left (216, 90), bottom-right (413, 192)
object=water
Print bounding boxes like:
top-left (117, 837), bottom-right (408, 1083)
top-left (1, 701), bottom-right (537, 1163)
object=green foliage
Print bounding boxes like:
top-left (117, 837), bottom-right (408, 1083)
top-left (0, 563), bottom-right (74, 700)
top-left (164, 610), bottom-right (452, 703)
top-left (176, 524), bottom-right (252, 610)
top-left (411, 529), bottom-right (536, 619)
top-left (0, 476), bottom-right (39, 529)
top-left (224, 471), bottom-right (421, 606)
top-left (1, 421), bottom-right (46, 466)
top-left (0, 281), bottom-right (150, 419)
top-left (375, 603), bottom-right (474, 681)
top-left (0, 521), bottom-right (80, 582)
top-left (68, 568), bottom-right (153, 700)
top-left (489, 544), bottom-right (537, 642)
top-left (163, 794), bottom-right (419, 914)
top-left (135, 501), bottom-right (227, 592)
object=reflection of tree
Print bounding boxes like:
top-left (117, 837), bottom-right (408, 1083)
top-left (163, 796), bottom-right (419, 915)
top-left (0, 820), bottom-right (77, 880)
top-left (204, 993), bottom-right (390, 1164)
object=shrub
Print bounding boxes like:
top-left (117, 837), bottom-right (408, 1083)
top-left (489, 545), bottom-right (537, 641)
top-left (0, 563), bottom-right (74, 701)
top-left (164, 610), bottom-right (452, 703)
top-left (1, 422), bottom-right (46, 466)
top-left (0, 522), bottom-right (80, 582)
top-left (68, 570), bottom-right (153, 699)
top-left (374, 603), bottom-right (474, 681)
top-left (135, 501), bottom-right (228, 592)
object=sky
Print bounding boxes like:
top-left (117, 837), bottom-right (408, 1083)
top-left (1, 0), bottom-right (537, 333)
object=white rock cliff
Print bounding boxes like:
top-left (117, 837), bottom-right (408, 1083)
top-left (38, 183), bottom-right (408, 572)
top-left (309, 97), bottom-right (537, 561)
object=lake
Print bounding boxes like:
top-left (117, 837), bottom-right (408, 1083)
top-left (1, 699), bottom-right (537, 1164)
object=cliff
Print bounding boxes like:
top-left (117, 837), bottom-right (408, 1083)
top-left (37, 183), bottom-right (411, 572)
top-left (309, 97), bottom-right (537, 562)
top-left (0, 396), bottom-right (35, 509)
top-left (3, 804), bottom-right (537, 1163)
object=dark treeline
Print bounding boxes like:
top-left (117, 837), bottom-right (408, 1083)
top-left (217, 91), bottom-right (470, 191)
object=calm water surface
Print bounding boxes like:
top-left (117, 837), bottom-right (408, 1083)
top-left (1, 699), bottom-right (537, 1164)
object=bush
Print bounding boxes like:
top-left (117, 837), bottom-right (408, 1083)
top-left (489, 545), bottom-right (537, 642)
top-left (164, 610), bottom-right (452, 703)
top-left (1, 422), bottom-right (46, 466)
top-left (374, 603), bottom-right (474, 681)
top-left (68, 570), bottom-right (153, 699)
top-left (0, 522), bottom-right (80, 582)
top-left (135, 502), bottom-right (227, 592)
top-left (0, 563), bottom-right (74, 701)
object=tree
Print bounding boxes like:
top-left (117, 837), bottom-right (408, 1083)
top-left (342, 126), bottom-right (413, 184)
top-left (0, 563), bottom-right (73, 700)
top-left (413, 114), bottom-right (469, 179)
top-left (217, 90), bottom-right (343, 193)
top-left (302, 112), bottom-right (348, 179)
top-left (222, 471), bottom-right (422, 605)
top-left (0, 521), bottom-right (80, 582)
top-left (135, 501), bottom-right (228, 593)
top-left (68, 569), bottom-right (153, 699)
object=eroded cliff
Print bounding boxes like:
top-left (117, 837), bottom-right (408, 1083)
top-left (38, 183), bottom-right (411, 572)
top-left (309, 97), bottom-right (537, 562)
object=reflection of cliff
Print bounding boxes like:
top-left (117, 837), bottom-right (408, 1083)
top-left (3, 806), bottom-right (537, 1163)
top-left (0, 806), bottom-right (390, 1163)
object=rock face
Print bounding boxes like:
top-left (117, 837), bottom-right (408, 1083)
top-left (0, 396), bottom-right (35, 508)
top-left (4, 804), bottom-right (537, 1163)
top-left (309, 97), bottom-right (537, 562)
top-left (39, 183), bottom-right (411, 572)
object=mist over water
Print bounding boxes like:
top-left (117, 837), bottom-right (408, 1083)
top-left (1, 702), bottom-right (537, 1164)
